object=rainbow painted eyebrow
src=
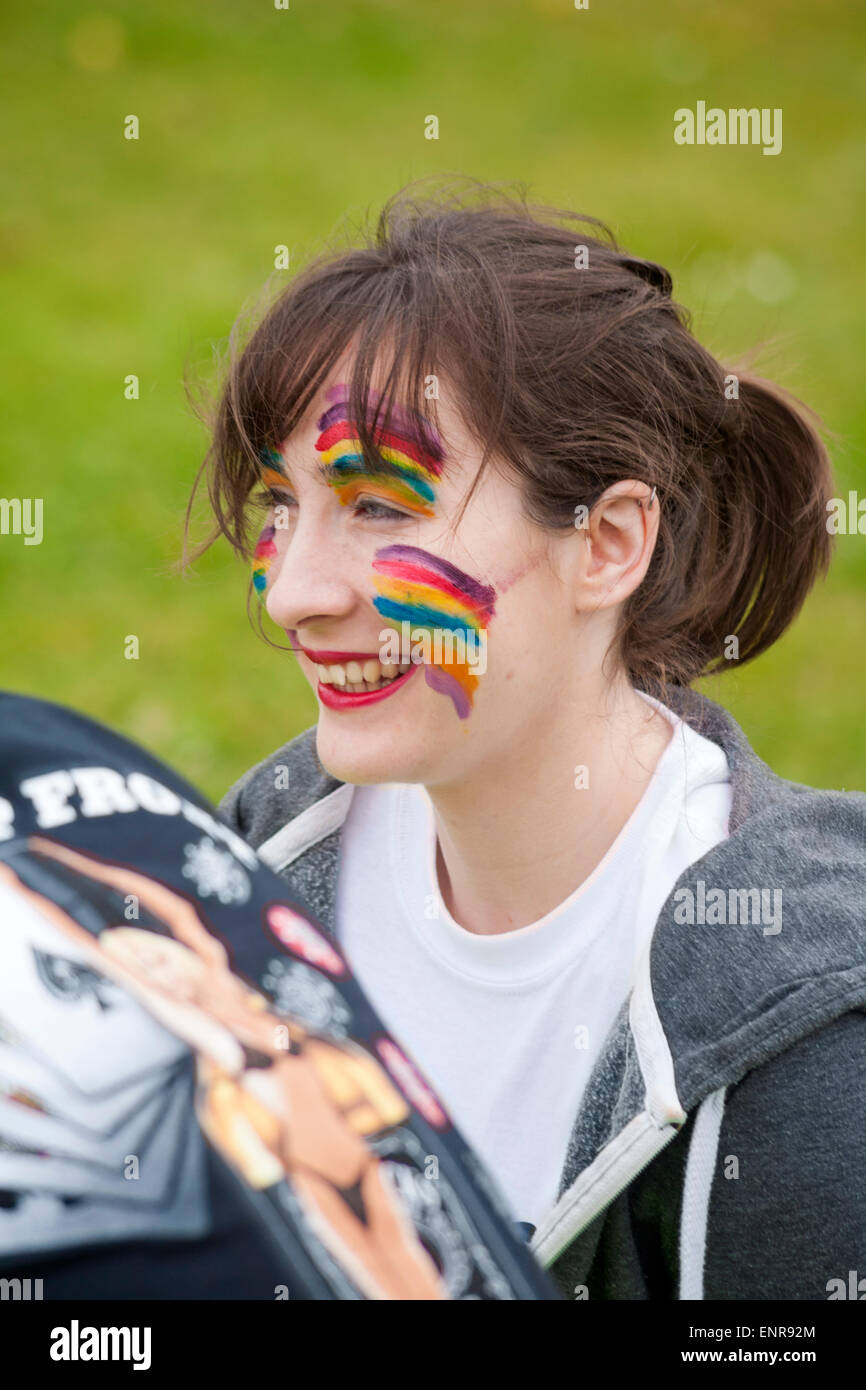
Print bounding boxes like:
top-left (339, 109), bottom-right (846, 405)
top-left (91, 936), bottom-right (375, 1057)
top-left (257, 446), bottom-right (292, 492)
top-left (314, 384), bottom-right (444, 516)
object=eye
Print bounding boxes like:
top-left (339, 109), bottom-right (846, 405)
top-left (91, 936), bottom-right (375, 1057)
top-left (267, 485), bottom-right (296, 505)
top-left (353, 497), bottom-right (412, 522)
top-left (250, 486), bottom-right (297, 513)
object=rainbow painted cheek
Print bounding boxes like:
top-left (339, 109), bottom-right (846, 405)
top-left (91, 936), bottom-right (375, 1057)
top-left (372, 545), bottom-right (496, 719)
top-left (252, 524), bottom-right (278, 594)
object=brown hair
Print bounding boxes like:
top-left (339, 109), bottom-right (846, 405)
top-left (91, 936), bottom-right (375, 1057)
top-left (187, 175), bottom-right (834, 696)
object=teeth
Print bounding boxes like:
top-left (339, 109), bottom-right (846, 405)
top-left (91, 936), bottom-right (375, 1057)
top-left (319, 657), bottom-right (411, 693)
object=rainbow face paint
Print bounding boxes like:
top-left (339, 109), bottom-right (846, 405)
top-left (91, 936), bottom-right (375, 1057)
top-left (315, 385), bottom-right (444, 517)
top-left (250, 445), bottom-right (292, 595)
top-left (252, 523), bottom-right (277, 594)
top-left (258, 445), bottom-right (291, 492)
top-left (372, 545), bottom-right (496, 719)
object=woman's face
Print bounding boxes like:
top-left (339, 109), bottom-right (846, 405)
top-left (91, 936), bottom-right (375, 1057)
top-left (254, 356), bottom-right (586, 788)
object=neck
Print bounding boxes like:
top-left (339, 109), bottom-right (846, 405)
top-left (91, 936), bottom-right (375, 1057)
top-left (427, 678), bottom-right (673, 935)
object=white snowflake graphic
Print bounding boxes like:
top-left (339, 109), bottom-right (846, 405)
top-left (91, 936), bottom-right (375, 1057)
top-left (261, 959), bottom-right (352, 1037)
top-left (181, 837), bottom-right (251, 905)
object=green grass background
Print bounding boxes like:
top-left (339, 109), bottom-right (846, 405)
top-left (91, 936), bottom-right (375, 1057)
top-left (1, 0), bottom-right (864, 801)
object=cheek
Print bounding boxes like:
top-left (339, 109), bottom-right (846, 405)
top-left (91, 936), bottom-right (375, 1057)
top-left (498, 553), bottom-right (542, 594)
top-left (251, 523), bottom-right (278, 595)
top-left (371, 544), bottom-right (497, 721)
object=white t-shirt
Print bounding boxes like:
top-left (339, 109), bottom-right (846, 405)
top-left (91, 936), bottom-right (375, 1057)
top-left (334, 696), bottom-right (732, 1231)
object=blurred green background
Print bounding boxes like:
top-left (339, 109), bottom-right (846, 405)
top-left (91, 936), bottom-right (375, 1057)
top-left (1, 0), bottom-right (864, 801)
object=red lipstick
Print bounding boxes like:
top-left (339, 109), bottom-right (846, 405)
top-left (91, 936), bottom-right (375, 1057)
top-left (286, 632), bottom-right (382, 665)
top-left (287, 630), bottom-right (418, 710)
top-left (297, 646), bottom-right (382, 665)
top-left (317, 666), bottom-right (418, 710)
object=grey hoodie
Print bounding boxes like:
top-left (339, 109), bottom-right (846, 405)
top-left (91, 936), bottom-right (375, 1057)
top-left (219, 688), bottom-right (866, 1301)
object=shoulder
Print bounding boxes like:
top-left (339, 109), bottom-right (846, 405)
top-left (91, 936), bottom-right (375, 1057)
top-left (217, 725), bottom-right (344, 851)
top-left (622, 1009), bottom-right (866, 1300)
top-left (702, 1008), bottom-right (866, 1298)
top-left (670, 687), bottom-right (866, 843)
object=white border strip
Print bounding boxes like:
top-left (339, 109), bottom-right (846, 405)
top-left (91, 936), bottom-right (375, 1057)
top-left (679, 1085), bottom-right (727, 1300)
top-left (532, 942), bottom-right (686, 1269)
top-left (257, 783), bottom-right (355, 872)
top-left (531, 1110), bottom-right (680, 1267)
top-left (630, 936), bottom-right (687, 1127)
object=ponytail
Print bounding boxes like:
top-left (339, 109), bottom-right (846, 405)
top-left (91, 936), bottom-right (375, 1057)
top-left (709, 372), bottom-right (833, 665)
top-left (621, 364), bottom-right (835, 696)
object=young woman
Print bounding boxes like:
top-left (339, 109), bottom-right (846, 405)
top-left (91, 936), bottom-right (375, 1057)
top-left (192, 181), bottom-right (866, 1301)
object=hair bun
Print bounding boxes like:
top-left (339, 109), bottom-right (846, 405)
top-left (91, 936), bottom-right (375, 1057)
top-left (618, 255), bottom-right (673, 297)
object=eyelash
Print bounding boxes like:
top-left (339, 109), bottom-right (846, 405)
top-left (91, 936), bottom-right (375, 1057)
top-left (252, 488), bottom-right (411, 523)
top-left (353, 497), bottom-right (409, 521)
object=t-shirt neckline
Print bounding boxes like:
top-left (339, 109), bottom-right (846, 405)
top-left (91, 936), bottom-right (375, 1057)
top-left (390, 695), bottom-right (697, 987)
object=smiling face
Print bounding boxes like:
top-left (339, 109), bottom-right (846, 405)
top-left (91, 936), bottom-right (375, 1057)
top-left (249, 354), bottom-right (593, 788)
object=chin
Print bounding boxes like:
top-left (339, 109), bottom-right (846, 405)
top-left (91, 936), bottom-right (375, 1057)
top-left (314, 717), bottom-right (436, 787)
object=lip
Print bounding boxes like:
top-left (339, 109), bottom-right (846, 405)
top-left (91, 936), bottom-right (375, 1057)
top-left (317, 664), bottom-right (418, 711)
top-left (291, 637), bottom-right (381, 665)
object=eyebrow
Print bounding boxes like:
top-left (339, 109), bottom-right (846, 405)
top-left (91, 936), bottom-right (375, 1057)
top-left (256, 386), bottom-right (445, 506)
top-left (255, 447), bottom-right (293, 490)
top-left (316, 385), bottom-right (445, 470)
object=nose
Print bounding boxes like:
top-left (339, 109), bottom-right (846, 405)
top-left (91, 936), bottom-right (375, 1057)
top-left (262, 509), bottom-right (358, 634)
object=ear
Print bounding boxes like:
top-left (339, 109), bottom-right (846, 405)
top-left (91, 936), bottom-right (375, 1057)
top-left (576, 480), bottom-right (659, 612)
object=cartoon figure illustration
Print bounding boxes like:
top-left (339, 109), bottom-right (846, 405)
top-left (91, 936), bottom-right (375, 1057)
top-left (0, 837), bottom-right (448, 1300)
